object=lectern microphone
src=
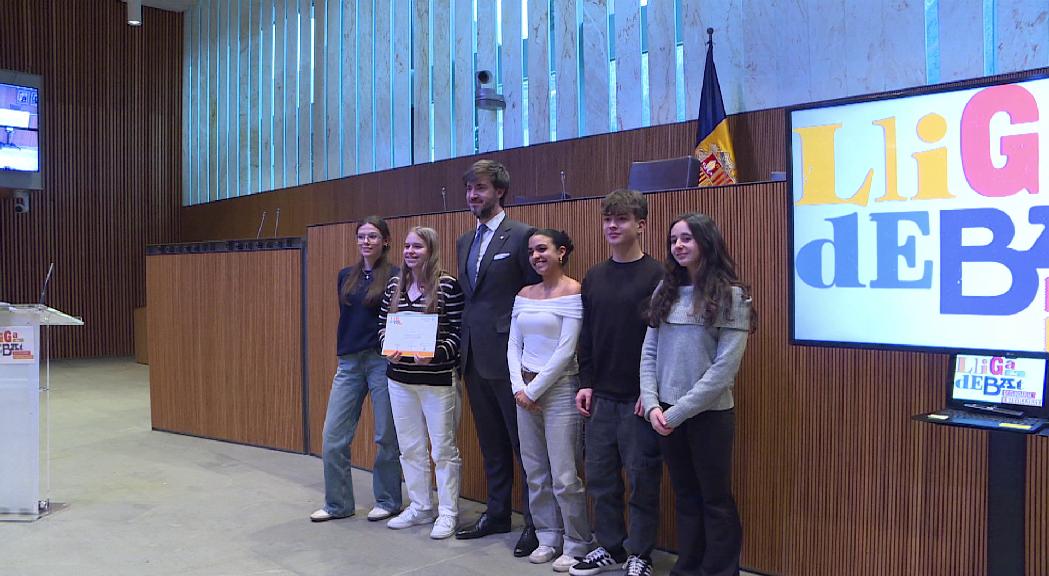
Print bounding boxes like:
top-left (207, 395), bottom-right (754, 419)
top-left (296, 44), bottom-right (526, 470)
top-left (38, 262), bottom-right (54, 306)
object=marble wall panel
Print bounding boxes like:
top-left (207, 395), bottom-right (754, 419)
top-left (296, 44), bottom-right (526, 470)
top-left (413, 0), bottom-right (432, 164)
top-left (260, 0), bottom-right (273, 191)
top-left (555, 0), bottom-right (579, 140)
top-left (312, 0), bottom-right (327, 182)
top-left (358, 0), bottom-right (375, 173)
top-left (939, 0), bottom-right (983, 82)
top-left (476, 0), bottom-right (498, 152)
top-left (184, 4), bottom-right (195, 204)
top-left (216, 0), bottom-right (228, 196)
top-left (374, 0), bottom-right (393, 171)
top-left (614, 0), bottom-right (641, 130)
top-left (806, 0), bottom-right (847, 104)
top-left (432, 0), bottom-right (452, 161)
top-left (996, 0), bottom-right (1049, 73)
top-left (323, 0), bottom-right (341, 178)
top-left (646, 0), bottom-right (676, 124)
top-left (843, 0), bottom-right (925, 97)
top-left (297, 0), bottom-right (313, 184)
top-left (527, 0), bottom-right (551, 144)
top-left (195, 3), bottom-right (208, 202)
top-left (687, 0), bottom-right (744, 116)
top-left (340, 0), bottom-right (356, 176)
top-left (273, 0), bottom-right (286, 189)
top-left (393, 0), bottom-right (412, 167)
top-left (249, 0), bottom-right (262, 190)
top-left (582, 0), bottom-right (609, 136)
top-left (503, 0), bottom-right (525, 149)
top-left (453, 0), bottom-right (474, 156)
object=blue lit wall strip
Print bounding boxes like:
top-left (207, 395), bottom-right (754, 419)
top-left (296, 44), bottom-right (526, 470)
top-left (983, 0), bottom-right (997, 75)
top-left (924, 0), bottom-right (940, 84)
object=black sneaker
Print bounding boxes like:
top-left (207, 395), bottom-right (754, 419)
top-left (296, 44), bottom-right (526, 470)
top-left (569, 547), bottom-right (624, 576)
top-left (624, 555), bottom-right (654, 576)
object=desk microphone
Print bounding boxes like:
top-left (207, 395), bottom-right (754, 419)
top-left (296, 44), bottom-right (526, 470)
top-left (273, 208), bottom-right (281, 237)
top-left (255, 210), bottom-right (267, 239)
top-left (441, 187), bottom-right (447, 211)
top-left (560, 170), bottom-right (567, 199)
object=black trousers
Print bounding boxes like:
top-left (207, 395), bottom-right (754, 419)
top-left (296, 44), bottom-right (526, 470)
top-left (464, 349), bottom-right (531, 524)
top-left (659, 408), bottom-right (740, 576)
top-left (584, 395), bottom-right (663, 558)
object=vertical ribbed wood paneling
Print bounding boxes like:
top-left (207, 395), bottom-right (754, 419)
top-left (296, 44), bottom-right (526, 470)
top-left (297, 182), bottom-right (1042, 576)
top-left (0, 0), bottom-right (181, 358)
top-left (147, 249), bottom-right (304, 452)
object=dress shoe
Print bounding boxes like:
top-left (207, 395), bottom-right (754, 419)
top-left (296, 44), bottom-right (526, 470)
top-left (454, 512), bottom-right (512, 540)
top-left (513, 524), bottom-right (539, 557)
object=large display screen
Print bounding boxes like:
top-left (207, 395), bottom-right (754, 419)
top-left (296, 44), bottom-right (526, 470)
top-left (790, 75), bottom-right (1048, 354)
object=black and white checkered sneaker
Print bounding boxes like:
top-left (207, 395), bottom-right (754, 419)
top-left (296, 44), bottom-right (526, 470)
top-left (569, 547), bottom-right (622, 576)
top-left (624, 555), bottom-right (654, 576)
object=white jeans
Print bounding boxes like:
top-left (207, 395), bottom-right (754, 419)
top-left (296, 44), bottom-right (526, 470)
top-left (388, 378), bottom-right (461, 518)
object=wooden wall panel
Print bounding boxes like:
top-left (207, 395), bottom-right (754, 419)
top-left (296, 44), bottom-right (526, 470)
top-left (181, 108), bottom-right (787, 242)
top-left (300, 183), bottom-right (1034, 575)
top-left (0, 0), bottom-right (182, 358)
top-left (147, 249), bottom-right (304, 452)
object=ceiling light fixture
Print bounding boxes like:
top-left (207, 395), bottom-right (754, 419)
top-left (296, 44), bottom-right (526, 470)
top-left (127, 0), bottom-right (143, 26)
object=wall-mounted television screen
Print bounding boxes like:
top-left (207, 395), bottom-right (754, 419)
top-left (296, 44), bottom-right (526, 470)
top-left (789, 73), bottom-right (1048, 354)
top-left (0, 69), bottom-right (42, 191)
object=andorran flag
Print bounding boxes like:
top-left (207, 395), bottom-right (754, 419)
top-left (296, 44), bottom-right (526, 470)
top-left (693, 35), bottom-right (736, 186)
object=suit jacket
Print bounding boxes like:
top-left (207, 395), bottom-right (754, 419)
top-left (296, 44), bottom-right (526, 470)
top-left (457, 216), bottom-right (540, 380)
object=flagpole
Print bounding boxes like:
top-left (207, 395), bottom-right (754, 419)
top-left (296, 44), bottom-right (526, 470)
top-left (707, 27), bottom-right (713, 46)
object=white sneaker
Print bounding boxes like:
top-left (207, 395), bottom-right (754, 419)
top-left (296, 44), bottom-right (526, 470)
top-left (367, 506), bottom-right (396, 522)
top-left (529, 545), bottom-right (559, 564)
top-left (430, 515), bottom-right (457, 539)
top-left (386, 507), bottom-right (436, 529)
top-left (310, 508), bottom-right (350, 522)
top-left (552, 554), bottom-right (581, 573)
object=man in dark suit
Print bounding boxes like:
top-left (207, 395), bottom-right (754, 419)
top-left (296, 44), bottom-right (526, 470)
top-left (453, 159), bottom-right (540, 557)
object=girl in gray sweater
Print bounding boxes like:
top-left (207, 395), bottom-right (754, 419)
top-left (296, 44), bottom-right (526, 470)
top-left (639, 212), bottom-right (756, 576)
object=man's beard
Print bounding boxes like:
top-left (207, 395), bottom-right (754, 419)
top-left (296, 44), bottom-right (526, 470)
top-left (472, 203), bottom-right (495, 220)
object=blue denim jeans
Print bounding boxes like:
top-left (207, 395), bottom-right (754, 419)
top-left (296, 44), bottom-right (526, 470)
top-left (321, 350), bottom-right (402, 517)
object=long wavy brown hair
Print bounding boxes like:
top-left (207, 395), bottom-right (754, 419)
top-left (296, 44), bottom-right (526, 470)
top-left (340, 216), bottom-right (395, 307)
top-left (645, 212), bottom-right (757, 332)
top-left (389, 226), bottom-right (443, 314)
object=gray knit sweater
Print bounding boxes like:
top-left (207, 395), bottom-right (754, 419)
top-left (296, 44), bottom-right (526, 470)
top-left (639, 285), bottom-right (751, 429)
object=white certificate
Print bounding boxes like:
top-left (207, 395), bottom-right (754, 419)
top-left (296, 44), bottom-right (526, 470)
top-left (382, 312), bottom-right (439, 358)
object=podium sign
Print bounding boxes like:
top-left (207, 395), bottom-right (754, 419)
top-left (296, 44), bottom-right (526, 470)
top-left (0, 305), bottom-right (82, 521)
top-left (0, 325), bottom-right (42, 517)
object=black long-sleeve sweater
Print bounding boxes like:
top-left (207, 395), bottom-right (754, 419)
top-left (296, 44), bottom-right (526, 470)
top-left (577, 255), bottom-right (665, 401)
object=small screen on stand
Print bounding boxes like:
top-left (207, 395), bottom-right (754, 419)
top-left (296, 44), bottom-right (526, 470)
top-left (0, 82), bottom-right (39, 173)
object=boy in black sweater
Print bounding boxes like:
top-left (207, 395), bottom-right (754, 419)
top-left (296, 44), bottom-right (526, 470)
top-left (572, 190), bottom-right (664, 576)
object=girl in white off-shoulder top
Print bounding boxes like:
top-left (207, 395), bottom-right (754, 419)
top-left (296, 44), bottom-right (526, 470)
top-left (507, 229), bottom-right (594, 571)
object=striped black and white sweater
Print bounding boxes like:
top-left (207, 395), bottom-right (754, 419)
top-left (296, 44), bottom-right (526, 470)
top-left (378, 273), bottom-right (464, 386)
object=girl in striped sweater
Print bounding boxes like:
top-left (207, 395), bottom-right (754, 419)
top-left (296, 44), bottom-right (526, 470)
top-left (379, 226), bottom-right (465, 540)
